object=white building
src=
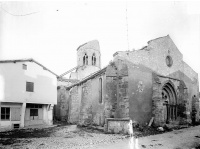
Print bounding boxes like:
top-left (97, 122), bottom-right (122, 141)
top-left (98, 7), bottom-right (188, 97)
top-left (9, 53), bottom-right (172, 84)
top-left (0, 59), bottom-right (57, 130)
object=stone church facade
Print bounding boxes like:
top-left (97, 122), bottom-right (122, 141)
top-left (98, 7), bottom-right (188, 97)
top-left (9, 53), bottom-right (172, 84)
top-left (56, 35), bottom-right (199, 127)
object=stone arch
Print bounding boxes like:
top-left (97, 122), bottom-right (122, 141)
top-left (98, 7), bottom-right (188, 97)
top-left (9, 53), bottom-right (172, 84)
top-left (161, 81), bottom-right (178, 123)
top-left (83, 53), bottom-right (88, 65)
top-left (92, 53), bottom-right (96, 66)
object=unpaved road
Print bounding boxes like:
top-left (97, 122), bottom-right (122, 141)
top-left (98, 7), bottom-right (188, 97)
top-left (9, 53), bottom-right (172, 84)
top-left (0, 125), bottom-right (126, 149)
top-left (1, 125), bottom-right (200, 149)
top-left (89, 125), bottom-right (200, 149)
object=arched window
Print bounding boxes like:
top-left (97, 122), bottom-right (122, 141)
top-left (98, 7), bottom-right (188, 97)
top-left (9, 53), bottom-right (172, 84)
top-left (83, 53), bottom-right (88, 65)
top-left (92, 53), bottom-right (96, 66)
top-left (99, 78), bottom-right (103, 103)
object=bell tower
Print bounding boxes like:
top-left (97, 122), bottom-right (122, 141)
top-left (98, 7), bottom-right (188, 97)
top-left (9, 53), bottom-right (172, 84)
top-left (76, 40), bottom-right (101, 80)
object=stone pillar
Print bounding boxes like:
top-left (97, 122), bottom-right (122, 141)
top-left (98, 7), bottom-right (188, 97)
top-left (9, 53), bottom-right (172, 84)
top-left (152, 73), bottom-right (164, 126)
top-left (20, 102), bottom-right (26, 127)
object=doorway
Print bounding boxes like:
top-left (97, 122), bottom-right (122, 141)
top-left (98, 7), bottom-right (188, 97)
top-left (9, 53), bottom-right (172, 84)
top-left (162, 82), bottom-right (177, 123)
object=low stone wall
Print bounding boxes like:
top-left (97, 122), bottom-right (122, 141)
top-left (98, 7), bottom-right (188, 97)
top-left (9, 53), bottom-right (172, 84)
top-left (104, 118), bottom-right (133, 135)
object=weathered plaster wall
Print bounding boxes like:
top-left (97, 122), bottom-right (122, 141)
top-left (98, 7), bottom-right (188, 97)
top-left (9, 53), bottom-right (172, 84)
top-left (105, 59), bottom-right (129, 120)
top-left (113, 36), bottom-right (198, 95)
top-left (152, 73), bottom-right (192, 126)
top-left (0, 102), bottom-right (22, 130)
top-left (68, 86), bottom-right (81, 123)
top-left (0, 102), bottom-right (53, 130)
top-left (0, 62), bottom-right (57, 104)
top-left (75, 40), bottom-right (101, 80)
top-left (106, 118), bottom-right (133, 135)
top-left (113, 36), bottom-right (199, 126)
top-left (169, 71), bottom-right (199, 122)
top-left (68, 72), bottom-right (106, 126)
top-left (55, 86), bottom-right (69, 121)
top-left (114, 36), bottom-right (183, 77)
top-left (77, 40), bottom-right (101, 68)
top-left (128, 63), bottom-right (153, 125)
top-left (76, 65), bottom-right (101, 80)
top-left (25, 104), bottom-right (53, 127)
top-left (57, 80), bottom-right (73, 87)
top-left (104, 76), bottom-right (117, 119)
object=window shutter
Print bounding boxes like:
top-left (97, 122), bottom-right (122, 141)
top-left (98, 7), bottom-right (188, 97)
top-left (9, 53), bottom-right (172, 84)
top-left (38, 109), bottom-right (43, 120)
top-left (11, 107), bottom-right (21, 121)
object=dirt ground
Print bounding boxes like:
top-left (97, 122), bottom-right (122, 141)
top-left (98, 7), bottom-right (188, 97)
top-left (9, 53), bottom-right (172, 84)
top-left (91, 125), bottom-right (200, 149)
top-left (0, 123), bottom-right (200, 149)
top-left (0, 124), bottom-right (126, 149)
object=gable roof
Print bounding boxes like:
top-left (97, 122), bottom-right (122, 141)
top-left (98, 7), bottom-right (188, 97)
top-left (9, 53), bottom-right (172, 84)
top-left (66, 66), bottom-right (107, 90)
top-left (76, 40), bottom-right (100, 51)
top-left (58, 78), bottom-right (79, 83)
top-left (147, 35), bottom-right (169, 44)
top-left (0, 58), bottom-right (58, 77)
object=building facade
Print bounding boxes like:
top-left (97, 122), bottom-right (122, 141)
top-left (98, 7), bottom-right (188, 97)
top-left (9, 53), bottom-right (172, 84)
top-left (56, 40), bottom-right (102, 121)
top-left (0, 59), bottom-right (57, 130)
top-left (57, 35), bottom-right (199, 127)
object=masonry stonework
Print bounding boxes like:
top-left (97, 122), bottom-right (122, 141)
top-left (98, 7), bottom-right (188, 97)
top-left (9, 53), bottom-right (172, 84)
top-left (68, 86), bottom-right (80, 123)
top-left (57, 36), bottom-right (199, 131)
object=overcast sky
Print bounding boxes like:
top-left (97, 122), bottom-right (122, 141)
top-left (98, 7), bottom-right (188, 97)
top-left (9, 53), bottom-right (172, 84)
top-left (0, 1), bottom-right (200, 82)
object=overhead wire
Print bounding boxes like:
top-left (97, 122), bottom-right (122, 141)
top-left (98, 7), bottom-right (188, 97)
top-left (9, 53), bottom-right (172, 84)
top-left (125, 0), bottom-right (130, 51)
top-left (0, 2), bottom-right (40, 17)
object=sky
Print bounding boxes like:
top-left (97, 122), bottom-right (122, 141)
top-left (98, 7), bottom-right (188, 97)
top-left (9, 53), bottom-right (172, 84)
top-left (0, 1), bottom-right (200, 82)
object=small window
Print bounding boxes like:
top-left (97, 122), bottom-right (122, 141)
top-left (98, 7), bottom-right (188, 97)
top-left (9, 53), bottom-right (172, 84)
top-left (26, 82), bottom-right (34, 92)
top-left (92, 53), bottom-right (96, 66)
top-left (166, 55), bottom-right (173, 67)
top-left (99, 78), bottom-right (103, 103)
top-left (23, 64), bottom-right (27, 70)
top-left (30, 109), bottom-right (38, 120)
top-left (30, 109), bottom-right (38, 116)
top-left (1, 107), bottom-right (10, 120)
top-left (13, 124), bottom-right (20, 129)
top-left (83, 53), bottom-right (88, 65)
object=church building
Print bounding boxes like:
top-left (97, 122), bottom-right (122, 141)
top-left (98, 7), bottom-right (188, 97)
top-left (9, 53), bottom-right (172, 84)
top-left (56, 35), bottom-right (199, 127)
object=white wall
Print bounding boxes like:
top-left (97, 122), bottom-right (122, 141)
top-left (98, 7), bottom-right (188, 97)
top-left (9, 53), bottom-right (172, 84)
top-left (0, 61), bottom-right (57, 104)
top-left (0, 102), bottom-right (22, 130)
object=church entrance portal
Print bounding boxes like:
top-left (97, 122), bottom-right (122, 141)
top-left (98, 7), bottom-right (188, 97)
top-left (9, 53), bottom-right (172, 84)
top-left (162, 82), bottom-right (177, 123)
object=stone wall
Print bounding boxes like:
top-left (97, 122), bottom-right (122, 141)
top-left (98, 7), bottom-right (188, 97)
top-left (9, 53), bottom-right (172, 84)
top-left (152, 73), bottom-right (193, 126)
top-left (113, 36), bottom-right (199, 126)
top-left (113, 36), bottom-right (183, 78)
top-left (55, 86), bottom-right (69, 121)
top-left (105, 118), bottom-right (133, 135)
top-left (68, 72), bottom-right (106, 126)
top-left (79, 80), bottom-right (93, 125)
top-left (104, 77), bottom-right (117, 119)
top-left (113, 35), bottom-right (199, 100)
top-left (117, 77), bottom-right (129, 118)
top-left (68, 86), bottom-right (80, 123)
top-left (105, 60), bottom-right (129, 119)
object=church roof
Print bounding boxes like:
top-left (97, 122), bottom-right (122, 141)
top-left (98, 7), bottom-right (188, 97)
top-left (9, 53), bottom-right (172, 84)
top-left (76, 40), bottom-right (100, 51)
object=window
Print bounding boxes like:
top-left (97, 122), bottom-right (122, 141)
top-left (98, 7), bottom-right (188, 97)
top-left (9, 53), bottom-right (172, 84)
top-left (30, 109), bottom-right (38, 117)
top-left (166, 55), bottom-right (173, 67)
top-left (23, 64), bottom-right (27, 70)
top-left (1, 107), bottom-right (10, 120)
top-left (83, 53), bottom-right (88, 65)
top-left (99, 78), bottom-right (103, 103)
top-left (26, 82), bottom-right (34, 92)
top-left (27, 104), bottom-right (42, 120)
top-left (92, 53), bottom-right (96, 66)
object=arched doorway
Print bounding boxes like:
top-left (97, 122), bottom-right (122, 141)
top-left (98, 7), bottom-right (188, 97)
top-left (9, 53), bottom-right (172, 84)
top-left (162, 82), bottom-right (177, 123)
